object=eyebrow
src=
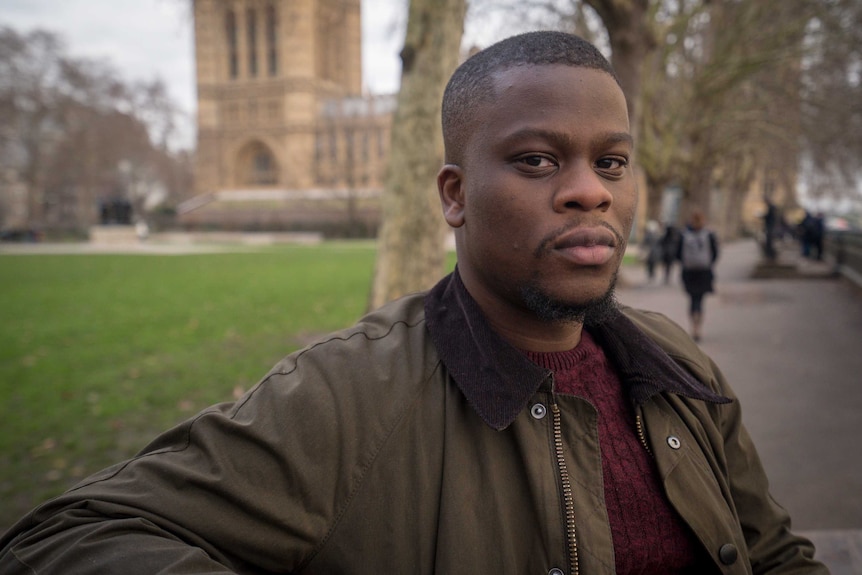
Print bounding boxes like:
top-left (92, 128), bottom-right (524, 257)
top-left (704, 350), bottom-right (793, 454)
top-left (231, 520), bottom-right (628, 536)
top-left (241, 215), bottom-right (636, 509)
top-left (498, 128), bottom-right (633, 151)
top-left (597, 132), bottom-right (634, 148)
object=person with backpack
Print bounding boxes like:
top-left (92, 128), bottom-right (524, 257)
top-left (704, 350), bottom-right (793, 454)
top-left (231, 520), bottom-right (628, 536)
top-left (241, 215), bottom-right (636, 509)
top-left (678, 208), bottom-right (720, 342)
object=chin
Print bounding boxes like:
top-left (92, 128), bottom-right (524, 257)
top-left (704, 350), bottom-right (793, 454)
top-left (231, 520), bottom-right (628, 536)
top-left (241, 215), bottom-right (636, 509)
top-left (521, 272), bottom-right (620, 326)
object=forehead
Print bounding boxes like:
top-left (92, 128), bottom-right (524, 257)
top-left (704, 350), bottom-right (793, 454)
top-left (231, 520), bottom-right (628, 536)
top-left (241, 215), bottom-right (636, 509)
top-left (490, 64), bottom-right (626, 117)
top-left (466, 64), bottom-right (629, 152)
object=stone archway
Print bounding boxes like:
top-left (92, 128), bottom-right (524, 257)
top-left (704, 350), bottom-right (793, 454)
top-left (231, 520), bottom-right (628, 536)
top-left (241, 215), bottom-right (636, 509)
top-left (236, 140), bottom-right (279, 187)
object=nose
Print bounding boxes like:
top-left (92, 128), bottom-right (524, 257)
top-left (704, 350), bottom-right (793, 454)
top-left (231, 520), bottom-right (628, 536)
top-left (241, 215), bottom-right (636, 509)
top-left (552, 164), bottom-right (613, 213)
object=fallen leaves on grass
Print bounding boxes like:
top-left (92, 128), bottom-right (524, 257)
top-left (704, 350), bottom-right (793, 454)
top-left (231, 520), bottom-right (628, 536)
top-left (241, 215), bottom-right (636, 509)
top-left (30, 438), bottom-right (57, 457)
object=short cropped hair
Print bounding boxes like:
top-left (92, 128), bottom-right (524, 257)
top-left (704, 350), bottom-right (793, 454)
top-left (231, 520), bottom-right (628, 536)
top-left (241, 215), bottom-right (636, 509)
top-left (441, 31), bottom-right (620, 164)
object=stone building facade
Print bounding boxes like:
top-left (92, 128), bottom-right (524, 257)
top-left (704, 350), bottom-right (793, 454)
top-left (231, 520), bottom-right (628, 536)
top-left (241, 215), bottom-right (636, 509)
top-left (182, 0), bottom-right (392, 234)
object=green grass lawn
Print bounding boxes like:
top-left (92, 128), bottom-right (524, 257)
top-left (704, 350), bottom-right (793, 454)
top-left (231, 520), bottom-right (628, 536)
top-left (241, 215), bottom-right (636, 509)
top-left (0, 242), bottom-right (391, 531)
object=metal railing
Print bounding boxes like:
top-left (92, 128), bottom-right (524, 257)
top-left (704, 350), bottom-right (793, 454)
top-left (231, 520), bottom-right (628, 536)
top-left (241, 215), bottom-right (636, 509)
top-left (825, 231), bottom-right (862, 289)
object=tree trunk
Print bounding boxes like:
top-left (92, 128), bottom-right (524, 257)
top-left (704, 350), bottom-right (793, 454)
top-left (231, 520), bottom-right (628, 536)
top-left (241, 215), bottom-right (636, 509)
top-left (583, 0), bottom-right (655, 145)
top-left (644, 173), bottom-right (670, 223)
top-left (368, 0), bottom-right (467, 310)
top-left (680, 164), bottom-right (714, 222)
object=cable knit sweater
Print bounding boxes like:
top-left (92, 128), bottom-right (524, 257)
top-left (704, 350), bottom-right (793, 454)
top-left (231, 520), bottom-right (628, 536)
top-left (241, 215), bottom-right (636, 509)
top-left (523, 330), bottom-right (706, 574)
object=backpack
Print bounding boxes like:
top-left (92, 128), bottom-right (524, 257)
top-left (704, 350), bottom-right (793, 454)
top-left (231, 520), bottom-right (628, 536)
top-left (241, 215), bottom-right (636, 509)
top-left (680, 228), bottom-right (714, 269)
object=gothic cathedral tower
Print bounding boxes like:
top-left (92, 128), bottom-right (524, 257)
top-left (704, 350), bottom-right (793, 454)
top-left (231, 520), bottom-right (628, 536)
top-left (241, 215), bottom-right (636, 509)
top-left (193, 0), bottom-right (363, 196)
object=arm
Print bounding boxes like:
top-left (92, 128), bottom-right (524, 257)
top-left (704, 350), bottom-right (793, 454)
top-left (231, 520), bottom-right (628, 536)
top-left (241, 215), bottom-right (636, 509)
top-left (628, 309), bottom-right (828, 574)
top-left (705, 360), bottom-right (828, 574)
top-left (0, 356), bottom-right (357, 574)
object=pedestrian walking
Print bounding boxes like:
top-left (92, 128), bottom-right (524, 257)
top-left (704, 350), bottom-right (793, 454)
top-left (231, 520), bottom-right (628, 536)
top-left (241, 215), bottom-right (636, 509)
top-left (660, 222), bottom-right (680, 284)
top-left (798, 210), bottom-right (826, 260)
top-left (678, 208), bottom-right (719, 342)
top-left (763, 196), bottom-right (778, 261)
top-left (640, 219), bottom-right (663, 282)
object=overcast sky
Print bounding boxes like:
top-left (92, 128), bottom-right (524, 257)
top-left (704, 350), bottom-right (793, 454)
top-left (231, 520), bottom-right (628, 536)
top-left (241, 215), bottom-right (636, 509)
top-left (1, 0), bottom-right (408, 148)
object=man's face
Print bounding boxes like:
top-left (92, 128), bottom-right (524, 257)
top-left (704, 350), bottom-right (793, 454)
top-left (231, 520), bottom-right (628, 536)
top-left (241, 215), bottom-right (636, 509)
top-left (438, 65), bottom-right (637, 337)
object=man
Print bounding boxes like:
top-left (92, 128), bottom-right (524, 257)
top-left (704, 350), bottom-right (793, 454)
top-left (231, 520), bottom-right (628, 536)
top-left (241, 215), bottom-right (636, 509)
top-left (0, 32), bottom-right (827, 574)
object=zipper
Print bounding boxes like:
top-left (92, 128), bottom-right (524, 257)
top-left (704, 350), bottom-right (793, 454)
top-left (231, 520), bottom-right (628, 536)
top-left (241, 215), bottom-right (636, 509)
top-left (635, 411), bottom-right (653, 457)
top-left (551, 402), bottom-right (579, 575)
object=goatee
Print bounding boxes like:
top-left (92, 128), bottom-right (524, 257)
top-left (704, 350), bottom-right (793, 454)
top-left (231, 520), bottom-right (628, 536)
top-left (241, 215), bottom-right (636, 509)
top-left (521, 272), bottom-right (620, 327)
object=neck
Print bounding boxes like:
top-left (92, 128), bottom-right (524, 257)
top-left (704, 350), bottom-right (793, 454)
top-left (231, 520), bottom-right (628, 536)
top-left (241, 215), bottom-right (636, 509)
top-left (454, 265), bottom-right (586, 352)
top-left (486, 314), bottom-right (584, 352)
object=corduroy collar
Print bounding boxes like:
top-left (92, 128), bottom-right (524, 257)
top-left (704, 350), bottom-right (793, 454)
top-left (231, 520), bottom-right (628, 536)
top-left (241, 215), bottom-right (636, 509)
top-left (424, 269), bottom-right (730, 430)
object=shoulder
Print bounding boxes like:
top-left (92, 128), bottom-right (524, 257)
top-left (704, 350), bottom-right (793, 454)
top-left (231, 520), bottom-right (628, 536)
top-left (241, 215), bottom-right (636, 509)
top-left (258, 292), bottom-right (439, 412)
top-left (269, 291), bottom-right (433, 372)
top-left (619, 306), bottom-right (718, 385)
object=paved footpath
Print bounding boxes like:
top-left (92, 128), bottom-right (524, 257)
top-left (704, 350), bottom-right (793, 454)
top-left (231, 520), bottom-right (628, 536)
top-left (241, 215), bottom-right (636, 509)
top-left (618, 238), bottom-right (862, 574)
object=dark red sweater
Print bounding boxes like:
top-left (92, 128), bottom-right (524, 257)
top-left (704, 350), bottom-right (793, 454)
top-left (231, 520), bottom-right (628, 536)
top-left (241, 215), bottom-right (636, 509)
top-left (523, 330), bottom-right (705, 574)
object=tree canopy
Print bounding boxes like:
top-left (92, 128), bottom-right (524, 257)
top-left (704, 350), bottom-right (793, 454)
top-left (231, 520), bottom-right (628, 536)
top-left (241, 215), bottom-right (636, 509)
top-left (0, 26), bottom-right (191, 235)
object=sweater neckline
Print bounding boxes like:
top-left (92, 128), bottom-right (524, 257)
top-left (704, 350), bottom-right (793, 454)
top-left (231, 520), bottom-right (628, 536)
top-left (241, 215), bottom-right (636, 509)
top-left (521, 331), bottom-right (597, 371)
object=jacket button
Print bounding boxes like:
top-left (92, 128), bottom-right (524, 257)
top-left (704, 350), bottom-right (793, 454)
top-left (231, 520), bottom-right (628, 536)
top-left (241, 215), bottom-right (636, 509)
top-left (667, 435), bottom-right (681, 449)
top-left (719, 543), bottom-right (738, 565)
top-left (548, 569), bottom-right (564, 575)
top-left (530, 403), bottom-right (547, 420)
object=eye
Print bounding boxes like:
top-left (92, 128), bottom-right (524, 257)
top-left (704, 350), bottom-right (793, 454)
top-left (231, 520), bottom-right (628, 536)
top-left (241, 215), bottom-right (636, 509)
top-left (595, 156), bottom-right (628, 173)
top-left (514, 154), bottom-right (557, 173)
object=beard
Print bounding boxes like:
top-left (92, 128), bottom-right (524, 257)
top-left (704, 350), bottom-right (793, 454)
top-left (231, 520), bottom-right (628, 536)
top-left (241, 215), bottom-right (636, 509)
top-left (520, 270), bottom-right (620, 327)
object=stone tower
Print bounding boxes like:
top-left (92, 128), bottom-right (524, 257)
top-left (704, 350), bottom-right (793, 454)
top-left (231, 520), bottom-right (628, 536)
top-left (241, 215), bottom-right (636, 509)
top-left (192, 0), bottom-right (384, 201)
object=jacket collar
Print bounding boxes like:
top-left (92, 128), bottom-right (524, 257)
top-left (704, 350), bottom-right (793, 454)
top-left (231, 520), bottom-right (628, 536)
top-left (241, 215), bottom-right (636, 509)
top-left (424, 269), bottom-right (729, 431)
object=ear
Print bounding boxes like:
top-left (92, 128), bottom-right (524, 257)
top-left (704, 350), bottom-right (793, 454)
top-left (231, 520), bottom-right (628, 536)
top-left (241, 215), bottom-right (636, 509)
top-left (437, 164), bottom-right (466, 228)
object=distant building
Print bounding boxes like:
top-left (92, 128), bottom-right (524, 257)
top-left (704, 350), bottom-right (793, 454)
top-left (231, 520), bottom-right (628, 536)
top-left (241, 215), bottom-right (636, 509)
top-left (182, 0), bottom-right (393, 234)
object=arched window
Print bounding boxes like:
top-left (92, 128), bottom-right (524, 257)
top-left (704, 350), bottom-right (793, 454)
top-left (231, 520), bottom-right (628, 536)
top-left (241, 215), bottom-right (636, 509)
top-left (253, 150), bottom-right (274, 183)
top-left (225, 10), bottom-right (238, 79)
top-left (238, 141), bottom-right (279, 186)
top-left (266, 4), bottom-right (278, 76)
top-left (247, 8), bottom-right (258, 77)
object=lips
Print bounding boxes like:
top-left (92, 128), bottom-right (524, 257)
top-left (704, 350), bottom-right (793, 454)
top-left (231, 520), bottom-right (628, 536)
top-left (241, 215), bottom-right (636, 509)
top-left (552, 226), bottom-right (618, 266)
top-left (554, 227), bottom-right (616, 249)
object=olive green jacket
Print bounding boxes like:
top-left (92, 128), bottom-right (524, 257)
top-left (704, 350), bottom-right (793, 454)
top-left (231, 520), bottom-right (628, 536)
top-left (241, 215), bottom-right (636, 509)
top-left (0, 271), bottom-right (827, 574)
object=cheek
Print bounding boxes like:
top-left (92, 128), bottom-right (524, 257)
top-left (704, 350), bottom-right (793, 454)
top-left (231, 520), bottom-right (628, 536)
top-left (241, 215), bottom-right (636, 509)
top-left (615, 189), bottom-right (639, 235)
top-left (620, 208), bottom-right (636, 239)
top-left (471, 197), bottom-right (531, 252)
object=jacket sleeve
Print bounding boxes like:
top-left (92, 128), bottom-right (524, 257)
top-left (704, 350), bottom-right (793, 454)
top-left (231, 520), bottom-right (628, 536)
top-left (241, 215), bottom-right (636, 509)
top-left (0, 351), bottom-right (367, 574)
top-left (705, 358), bottom-right (829, 574)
